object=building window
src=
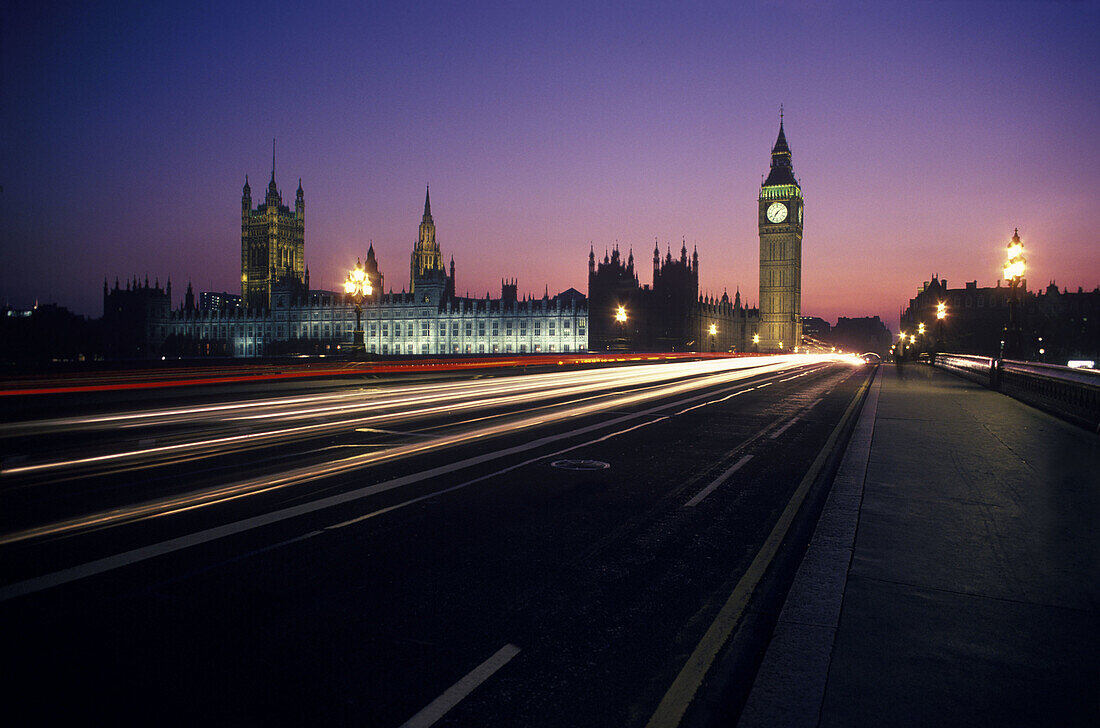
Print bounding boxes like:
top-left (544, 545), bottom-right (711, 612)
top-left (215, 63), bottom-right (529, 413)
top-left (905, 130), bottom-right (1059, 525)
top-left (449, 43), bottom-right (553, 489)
top-left (452, 322), bottom-right (459, 336)
top-left (370, 324), bottom-right (377, 336)
top-left (370, 344), bottom-right (376, 353)
top-left (563, 320), bottom-right (570, 331)
top-left (478, 344), bottom-right (485, 353)
top-left (506, 322), bottom-right (513, 335)
top-left (579, 325), bottom-right (586, 335)
top-left (421, 343), bottom-right (429, 354)
top-left (548, 321), bottom-right (555, 335)
top-left (421, 321), bottom-right (429, 336)
top-left (465, 322), bottom-right (472, 336)
top-left (519, 344), bottom-right (527, 353)
top-left (492, 322), bottom-right (499, 336)
top-left (505, 344), bottom-right (513, 353)
top-left (439, 322), bottom-right (446, 336)
top-left (534, 322), bottom-right (541, 335)
top-left (382, 323), bottom-right (389, 336)
top-left (564, 344), bottom-right (571, 352)
top-left (382, 344), bottom-right (389, 354)
top-left (465, 344), bottom-right (472, 353)
top-left (520, 322), bottom-right (527, 335)
top-left (478, 322), bottom-right (486, 336)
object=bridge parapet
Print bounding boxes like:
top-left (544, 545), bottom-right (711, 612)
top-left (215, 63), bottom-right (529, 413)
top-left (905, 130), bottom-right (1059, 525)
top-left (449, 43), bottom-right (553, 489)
top-left (935, 353), bottom-right (1100, 431)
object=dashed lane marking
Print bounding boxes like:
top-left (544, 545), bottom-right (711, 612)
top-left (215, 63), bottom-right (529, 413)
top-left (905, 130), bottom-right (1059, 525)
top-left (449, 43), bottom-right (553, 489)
top-left (399, 644), bottom-right (521, 728)
top-left (683, 455), bottom-right (754, 507)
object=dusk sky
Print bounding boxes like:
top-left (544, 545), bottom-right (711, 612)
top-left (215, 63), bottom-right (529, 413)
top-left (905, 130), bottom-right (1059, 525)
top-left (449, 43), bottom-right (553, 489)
top-left (3, 0), bottom-right (1098, 330)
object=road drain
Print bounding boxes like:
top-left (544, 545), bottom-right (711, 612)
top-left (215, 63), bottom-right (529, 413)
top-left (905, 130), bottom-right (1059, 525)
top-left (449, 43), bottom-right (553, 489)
top-left (550, 459), bottom-right (610, 471)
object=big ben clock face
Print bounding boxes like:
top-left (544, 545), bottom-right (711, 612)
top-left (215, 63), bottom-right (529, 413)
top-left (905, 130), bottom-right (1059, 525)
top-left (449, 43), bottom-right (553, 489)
top-left (766, 202), bottom-right (788, 223)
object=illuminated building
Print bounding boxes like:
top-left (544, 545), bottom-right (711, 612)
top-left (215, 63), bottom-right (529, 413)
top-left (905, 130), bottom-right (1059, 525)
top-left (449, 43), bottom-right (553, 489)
top-left (157, 187), bottom-right (587, 357)
top-left (758, 113), bottom-right (803, 352)
top-left (241, 142), bottom-right (307, 309)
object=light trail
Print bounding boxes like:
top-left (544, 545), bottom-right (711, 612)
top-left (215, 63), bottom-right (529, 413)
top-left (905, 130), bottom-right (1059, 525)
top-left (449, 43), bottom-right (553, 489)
top-left (2, 355), bottom-right (832, 479)
top-left (0, 356), bottom-right (859, 546)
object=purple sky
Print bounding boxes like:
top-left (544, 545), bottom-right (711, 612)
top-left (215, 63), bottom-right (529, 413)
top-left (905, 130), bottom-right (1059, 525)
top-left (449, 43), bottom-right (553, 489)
top-left (3, 1), bottom-right (1098, 330)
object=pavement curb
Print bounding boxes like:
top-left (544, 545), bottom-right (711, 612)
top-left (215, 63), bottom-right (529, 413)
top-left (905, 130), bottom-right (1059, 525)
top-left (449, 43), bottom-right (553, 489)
top-left (735, 365), bottom-right (881, 727)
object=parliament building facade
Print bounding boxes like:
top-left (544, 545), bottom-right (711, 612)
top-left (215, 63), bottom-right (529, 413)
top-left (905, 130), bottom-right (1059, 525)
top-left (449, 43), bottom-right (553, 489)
top-left (105, 120), bottom-right (804, 359)
top-left (135, 175), bottom-right (588, 358)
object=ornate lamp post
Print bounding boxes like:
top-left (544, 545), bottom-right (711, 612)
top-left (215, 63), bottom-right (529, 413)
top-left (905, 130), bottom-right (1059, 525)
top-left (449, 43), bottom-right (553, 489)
top-left (936, 301), bottom-right (947, 351)
top-left (344, 258), bottom-right (372, 356)
top-left (752, 332), bottom-right (760, 352)
top-left (614, 305), bottom-right (627, 351)
top-left (1001, 228), bottom-right (1027, 359)
top-left (708, 322), bottom-right (717, 352)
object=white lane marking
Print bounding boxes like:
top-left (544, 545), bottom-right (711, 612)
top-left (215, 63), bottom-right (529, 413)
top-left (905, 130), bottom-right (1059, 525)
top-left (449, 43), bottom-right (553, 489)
top-left (327, 417), bottom-right (670, 530)
top-left (675, 387), bottom-right (754, 416)
top-left (769, 397), bottom-right (824, 440)
top-left (684, 455), bottom-right (754, 507)
top-left (400, 644), bottom-right (521, 728)
top-left (769, 417), bottom-right (800, 440)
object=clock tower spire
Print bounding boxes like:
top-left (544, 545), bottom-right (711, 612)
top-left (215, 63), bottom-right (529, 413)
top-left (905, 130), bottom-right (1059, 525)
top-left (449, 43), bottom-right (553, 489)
top-left (758, 112), bottom-right (803, 352)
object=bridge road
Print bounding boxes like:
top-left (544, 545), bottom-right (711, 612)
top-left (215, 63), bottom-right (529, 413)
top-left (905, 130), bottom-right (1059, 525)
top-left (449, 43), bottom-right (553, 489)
top-left (1, 357), bottom-right (869, 726)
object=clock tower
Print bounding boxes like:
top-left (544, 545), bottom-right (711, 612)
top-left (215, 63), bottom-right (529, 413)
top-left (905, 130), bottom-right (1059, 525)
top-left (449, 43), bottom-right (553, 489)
top-left (758, 113), bottom-right (803, 352)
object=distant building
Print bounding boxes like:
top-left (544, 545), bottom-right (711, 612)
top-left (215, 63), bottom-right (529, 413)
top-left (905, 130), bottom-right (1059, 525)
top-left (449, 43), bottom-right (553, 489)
top-left (902, 273), bottom-right (1100, 360)
top-left (102, 276), bottom-right (171, 359)
top-left (1, 303), bottom-right (100, 364)
top-left (828, 316), bottom-right (892, 356)
top-left (587, 242), bottom-right (758, 352)
top-left (240, 144), bottom-right (306, 309)
top-left (801, 316), bottom-right (831, 338)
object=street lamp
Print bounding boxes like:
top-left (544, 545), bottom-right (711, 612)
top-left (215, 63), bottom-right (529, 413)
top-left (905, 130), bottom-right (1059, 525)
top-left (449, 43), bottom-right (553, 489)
top-left (344, 258), bottom-right (372, 355)
top-left (935, 302), bottom-right (947, 351)
top-left (1001, 228), bottom-right (1027, 359)
top-left (708, 322), bottom-right (717, 352)
top-left (614, 305), bottom-right (627, 351)
top-left (752, 332), bottom-right (760, 350)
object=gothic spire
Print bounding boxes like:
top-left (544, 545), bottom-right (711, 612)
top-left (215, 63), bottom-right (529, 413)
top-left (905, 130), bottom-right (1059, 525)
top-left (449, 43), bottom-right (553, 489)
top-left (423, 185), bottom-right (432, 220)
top-left (772, 107), bottom-right (790, 155)
top-left (764, 111), bottom-right (797, 187)
top-left (271, 138), bottom-right (276, 184)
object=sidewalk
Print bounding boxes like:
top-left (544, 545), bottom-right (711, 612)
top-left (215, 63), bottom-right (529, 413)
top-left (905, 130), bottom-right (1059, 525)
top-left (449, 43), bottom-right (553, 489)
top-left (738, 362), bottom-right (1099, 727)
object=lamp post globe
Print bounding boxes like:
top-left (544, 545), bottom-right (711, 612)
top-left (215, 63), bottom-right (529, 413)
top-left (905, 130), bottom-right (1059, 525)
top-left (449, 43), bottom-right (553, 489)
top-left (344, 258), bottom-right (372, 357)
top-left (1001, 229), bottom-right (1027, 359)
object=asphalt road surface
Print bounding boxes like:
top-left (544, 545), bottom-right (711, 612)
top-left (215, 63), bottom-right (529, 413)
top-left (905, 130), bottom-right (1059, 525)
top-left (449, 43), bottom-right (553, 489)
top-left (1, 355), bottom-right (869, 726)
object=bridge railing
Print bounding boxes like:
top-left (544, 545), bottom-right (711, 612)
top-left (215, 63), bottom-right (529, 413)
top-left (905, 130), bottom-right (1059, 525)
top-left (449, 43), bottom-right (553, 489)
top-left (932, 354), bottom-right (1100, 432)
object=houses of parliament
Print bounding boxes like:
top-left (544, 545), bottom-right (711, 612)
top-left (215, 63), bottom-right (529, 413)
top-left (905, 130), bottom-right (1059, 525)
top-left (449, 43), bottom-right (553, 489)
top-left (103, 121), bottom-right (803, 358)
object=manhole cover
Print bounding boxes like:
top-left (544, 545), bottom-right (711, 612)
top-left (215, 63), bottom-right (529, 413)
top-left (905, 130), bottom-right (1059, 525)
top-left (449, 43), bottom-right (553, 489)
top-left (550, 459), bottom-right (610, 471)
